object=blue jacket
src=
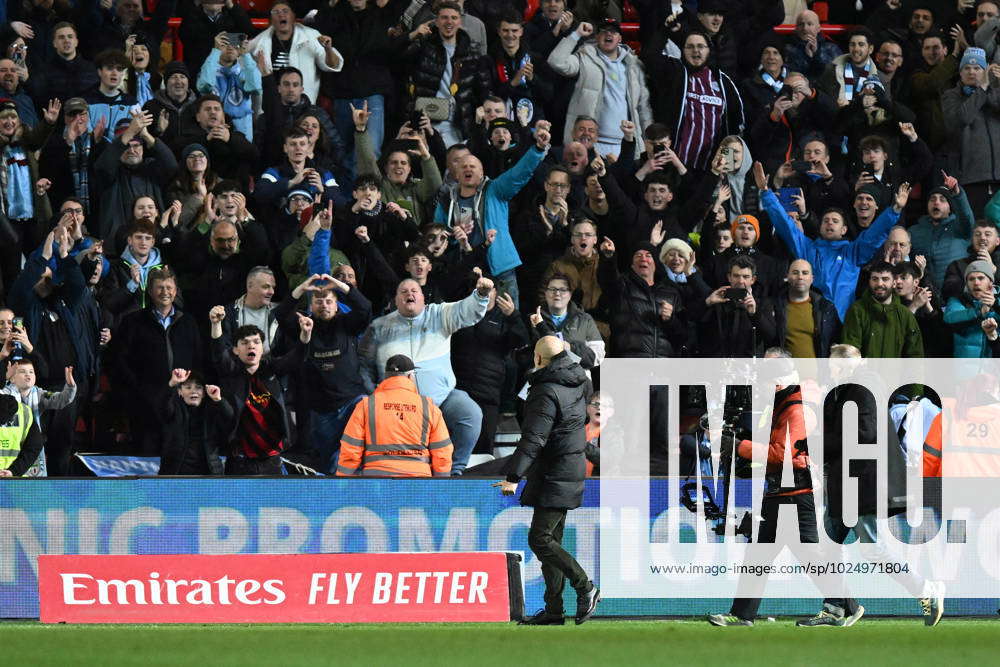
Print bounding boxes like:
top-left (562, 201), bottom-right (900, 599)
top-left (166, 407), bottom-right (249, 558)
top-left (908, 188), bottom-right (976, 290)
top-left (196, 50), bottom-right (262, 142)
top-left (434, 146), bottom-right (546, 276)
top-left (944, 293), bottom-right (1000, 358)
top-left (762, 188), bottom-right (900, 320)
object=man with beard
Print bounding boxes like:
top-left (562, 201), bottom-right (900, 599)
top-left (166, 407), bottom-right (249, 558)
top-left (543, 219), bottom-right (604, 324)
top-left (93, 110), bottom-right (177, 247)
top-left (360, 275), bottom-right (492, 474)
top-left (841, 260), bottom-right (924, 358)
top-left (874, 39), bottom-right (909, 101)
top-left (943, 221), bottom-right (1000, 300)
top-left (908, 172), bottom-right (975, 290)
top-left (642, 28), bottom-right (744, 173)
top-left (700, 255), bottom-right (778, 358)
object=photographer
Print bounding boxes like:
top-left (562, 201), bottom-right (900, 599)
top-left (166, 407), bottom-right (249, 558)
top-left (698, 255), bottom-right (777, 358)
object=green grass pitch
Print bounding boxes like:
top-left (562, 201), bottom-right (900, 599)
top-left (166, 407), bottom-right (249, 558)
top-left (4, 619), bottom-right (1000, 666)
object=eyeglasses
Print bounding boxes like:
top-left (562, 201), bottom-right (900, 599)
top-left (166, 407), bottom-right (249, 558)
top-left (545, 287), bottom-right (570, 294)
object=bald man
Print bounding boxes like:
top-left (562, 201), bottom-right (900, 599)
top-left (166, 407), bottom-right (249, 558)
top-left (434, 122), bottom-right (552, 308)
top-left (783, 9), bottom-right (842, 79)
top-left (495, 335), bottom-right (598, 625)
top-left (777, 259), bottom-right (841, 358)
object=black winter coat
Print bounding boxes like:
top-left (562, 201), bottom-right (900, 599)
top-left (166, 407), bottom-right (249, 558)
top-left (143, 89), bottom-right (200, 150)
top-left (598, 258), bottom-right (688, 357)
top-left (113, 307), bottom-right (204, 397)
top-left (773, 286), bottom-right (842, 358)
top-left (504, 352), bottom-right (589, 509)
top-left (406, 29), bottom-right (489, 139)
top-left (31, 54), bottom-right (99, 104)
top-left (177, 1), bottom-right (254, 79)
top-left (698, 295), bottom-right (778, 358)
top-left (319, 1), bottom-right (407, 100)
top-left (529, 303), bottom-right (603, 370)
top-left (452, 306), bottom-right (529, 406)
top-left (157, 389), bottom-right (233, 475)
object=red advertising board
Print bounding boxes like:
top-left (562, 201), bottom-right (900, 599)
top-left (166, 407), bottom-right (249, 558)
top-left (38, 552), bottom-right (517, 623)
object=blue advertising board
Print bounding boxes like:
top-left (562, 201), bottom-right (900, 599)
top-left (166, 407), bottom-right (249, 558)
top-left (0, 479), bottom-right (993, 618)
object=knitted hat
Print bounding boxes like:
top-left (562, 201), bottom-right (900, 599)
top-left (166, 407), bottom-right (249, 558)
top-left (181, 143), bottom-right (208, 161)
top-left (961, 47), bottom-right (988, 70)
top-left (488, 117), bottom-right (513, 134)
top-left (64, 97), bottom-right (88, 115)
top-left (163, 60), bottom-right (190, 81)
top-left (965, 259), bottom-right (995, 281)
top-left (659, 238), bottom-right (694, 265)
top-left (596, 18), bottom-right (622, 33)
top-left (731, 214), bottom-right (760, 239)
top-left (113, 117), bottom-right (133, 137)
top-left (855, 183), bottom-right (885, 207)
top-left (286, 187), bottom-right (312, 201)
top-left (698, 0), bottom-right (728, 14)
top-left (928, 185), bottom-right (952, 201)
top-left (633, 241), bottom-right (658, 259)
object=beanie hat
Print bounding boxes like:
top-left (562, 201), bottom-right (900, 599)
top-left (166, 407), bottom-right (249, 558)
top-left (163, 61), bottom-right (190, 80)
top-left (965, 259), bottom-right (995, 282)
top-left (731, 214), bottom-right (760, 240)
top-left (855, 183), bottom-right (885, 207)
top-left (928, 185), bottom-right (952, 201)
top-left (633, 241), bottom-right (658, 259)
top-left (181, 143), bottom-right (208, 161)
top-left (659, 238), bottom-right (694, 265)
top-left (961, 47), bottom-right (988, 70)
top-left (488, 117), bottom-right (513, 134)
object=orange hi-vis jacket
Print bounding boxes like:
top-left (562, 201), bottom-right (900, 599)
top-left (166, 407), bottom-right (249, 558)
top-left (336, 375), bottom-right (453, 477)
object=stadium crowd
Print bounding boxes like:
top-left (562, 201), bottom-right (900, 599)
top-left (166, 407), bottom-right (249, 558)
top-left (0, 0), bottom-right (997, 477)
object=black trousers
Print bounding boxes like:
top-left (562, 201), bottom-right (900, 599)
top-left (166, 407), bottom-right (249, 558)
top-left (42, 376), bottom-right (88, 476)
top-left (730, 493), bottom-right (822, 620)
top-left (528, 506), bottom-right (590, 615)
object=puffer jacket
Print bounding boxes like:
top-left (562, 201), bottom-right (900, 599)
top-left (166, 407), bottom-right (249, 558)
top-left (598, 256), bottom-right (688, 357)
top-left (504, 352), bottom-right (589, 509)
top-left (406, 29), bottom-right (489, 140)
top-left (840, 290), bottom-right (924, 358)
top-left (547, 33), bottom-right (652, 158)
top-left (944, 292), bottom-right (1000, 358)
top-left (908, 187), bottom-right (976, 290)
top-left (941, 84), bottom-right (1000, 186)
top-left (452, 306), bottom-right (529, 406)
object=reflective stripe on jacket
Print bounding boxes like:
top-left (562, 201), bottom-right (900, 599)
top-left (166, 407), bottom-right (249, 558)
top-left (0, 403), bottom-right (34, 471)
top-left (337, 375), bottom-right (452, 477)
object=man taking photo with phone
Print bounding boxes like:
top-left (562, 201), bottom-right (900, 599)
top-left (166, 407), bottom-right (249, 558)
top-left (699, 255), bottom-right (777, 357)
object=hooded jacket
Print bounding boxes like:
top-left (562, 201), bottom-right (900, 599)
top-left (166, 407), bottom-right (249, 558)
top-left (103, 246), bottom-right (165, 319)
top-left (157, 389), bottom-right (233, 476)
top-left (452, 305), bottom-right (530, 406)
top-left (504, 351), bottom-right (589, 509)
top-left (547, 32), bottom-right (652, 159)
top-left (762, 188), bottom-right (900, 320)
top-left (434, 146), bottom-right (546, 276)
top-left (247, 23), bottom-right (343, 105)
top-left (908, 187), bottom-right (976, 290)
top-left (840, 290), bottom-right (924, 358)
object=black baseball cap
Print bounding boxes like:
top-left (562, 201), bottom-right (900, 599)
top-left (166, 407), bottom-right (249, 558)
top-left (596, 18), bottom-right (622, 34)
top-left (386, 354), bottom-right (417, 374)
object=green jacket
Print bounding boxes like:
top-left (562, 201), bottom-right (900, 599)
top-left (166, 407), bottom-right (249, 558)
top-left (840, 290), bottom-right (924, 358)
top-left (355, 129), bottom-right (442, 228)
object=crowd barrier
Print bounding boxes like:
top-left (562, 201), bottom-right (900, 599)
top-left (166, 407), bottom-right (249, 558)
top-left (1, 478), bottom-right (993, 619)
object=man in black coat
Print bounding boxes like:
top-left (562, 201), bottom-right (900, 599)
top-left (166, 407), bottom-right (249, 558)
top-left (495, 336), bottom-right (599, 626)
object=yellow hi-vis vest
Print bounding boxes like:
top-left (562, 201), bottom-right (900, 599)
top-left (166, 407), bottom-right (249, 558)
top-left (0, 403), bottom-right (34, 472)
